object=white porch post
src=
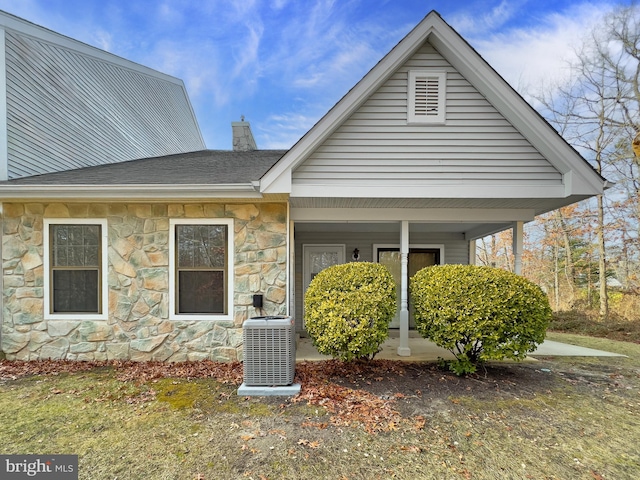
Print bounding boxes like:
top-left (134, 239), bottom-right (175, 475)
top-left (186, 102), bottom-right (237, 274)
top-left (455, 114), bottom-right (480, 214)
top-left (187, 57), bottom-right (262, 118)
top-left (398, 220), bottom-right (411, 356)
top-left (469, 239), bottom-right (477, 265)
top-left (512, 221), bottom-right (524, 275)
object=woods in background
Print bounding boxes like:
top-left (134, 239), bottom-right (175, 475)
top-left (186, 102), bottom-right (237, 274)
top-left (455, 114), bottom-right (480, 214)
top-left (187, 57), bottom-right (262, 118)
top-left (477, 3), bottom-right (640, 321)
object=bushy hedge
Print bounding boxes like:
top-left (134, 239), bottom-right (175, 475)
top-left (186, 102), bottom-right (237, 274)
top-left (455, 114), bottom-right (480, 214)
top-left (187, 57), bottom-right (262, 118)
top-left (411, 264), bottom-right (551, 374)
top-left (304, 262), bottom-right (397, 361)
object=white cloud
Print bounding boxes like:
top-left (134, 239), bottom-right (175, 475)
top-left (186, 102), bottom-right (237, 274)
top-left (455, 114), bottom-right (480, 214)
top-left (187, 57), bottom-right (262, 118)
top-left (258, 112), bottom-right (320, 149)
top-left (450, 0), bottom-right (527, 35)
top-left (157, 1), bottom-right (185, 24)
top-left (92, 29), bottom-right (113, 52)
top-left (466, 2), bottom-right (615, 98)
top-left (231, 21), bottom-right (264, 80)
top-left (270, 0), bottom-right (290, 10)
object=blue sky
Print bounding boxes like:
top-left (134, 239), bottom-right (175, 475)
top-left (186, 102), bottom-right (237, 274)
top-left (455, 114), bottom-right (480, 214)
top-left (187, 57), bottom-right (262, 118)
top-left (0, 0), bottom-right (625, 150)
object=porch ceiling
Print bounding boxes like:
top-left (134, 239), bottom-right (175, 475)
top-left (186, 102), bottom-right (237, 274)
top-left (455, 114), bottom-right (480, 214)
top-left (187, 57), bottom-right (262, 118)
top-left (294, 221), bottom-right (510, 238)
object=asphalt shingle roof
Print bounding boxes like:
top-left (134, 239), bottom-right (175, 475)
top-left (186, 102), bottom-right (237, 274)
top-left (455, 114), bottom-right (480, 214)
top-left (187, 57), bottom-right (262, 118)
top-left (0, 150), bottom-right (287, 185)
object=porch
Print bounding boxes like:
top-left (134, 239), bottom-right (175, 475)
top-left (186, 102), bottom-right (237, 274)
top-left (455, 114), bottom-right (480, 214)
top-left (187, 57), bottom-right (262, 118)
top-left (294, 330), bottom-right (626, 362)
top-left (291, 215), bottom-right (527, 358)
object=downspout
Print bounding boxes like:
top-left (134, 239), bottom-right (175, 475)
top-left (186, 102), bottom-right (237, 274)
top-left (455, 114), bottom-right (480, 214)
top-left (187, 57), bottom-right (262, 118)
top-left (397, 221), bottom-right (411, 356)
top-left (286, 202), bottom-right (294, 319)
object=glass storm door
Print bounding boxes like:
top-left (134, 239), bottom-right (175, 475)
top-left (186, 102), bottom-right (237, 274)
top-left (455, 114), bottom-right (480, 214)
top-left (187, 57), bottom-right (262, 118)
top-left (377, 248), bottom-right (440, 328)
top-left (303, 245), bottom-right (346, 291)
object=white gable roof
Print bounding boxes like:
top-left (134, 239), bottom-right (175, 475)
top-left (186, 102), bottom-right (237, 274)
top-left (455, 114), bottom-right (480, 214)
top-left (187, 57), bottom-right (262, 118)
top-left (260, 11), bottom-right (605, 209)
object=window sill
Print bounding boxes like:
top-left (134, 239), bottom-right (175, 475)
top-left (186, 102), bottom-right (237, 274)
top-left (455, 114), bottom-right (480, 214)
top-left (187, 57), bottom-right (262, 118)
top-left (169, 314), bottom-right (233, 322)
top-left (45, 313), bottom-right (108, 321)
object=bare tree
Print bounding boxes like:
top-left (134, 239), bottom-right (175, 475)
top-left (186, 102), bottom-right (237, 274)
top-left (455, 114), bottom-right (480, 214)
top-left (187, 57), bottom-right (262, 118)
top-left (533, 5), bottom-right (640, 319)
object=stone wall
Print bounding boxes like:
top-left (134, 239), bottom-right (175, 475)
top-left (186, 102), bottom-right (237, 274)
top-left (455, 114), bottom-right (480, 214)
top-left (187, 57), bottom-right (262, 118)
top-left (1, 202), bottom-right (288, 362)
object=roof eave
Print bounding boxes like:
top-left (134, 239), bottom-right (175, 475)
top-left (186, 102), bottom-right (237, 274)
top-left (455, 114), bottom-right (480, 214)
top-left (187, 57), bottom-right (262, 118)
top-left (0, 184), bottom-right (262, 201)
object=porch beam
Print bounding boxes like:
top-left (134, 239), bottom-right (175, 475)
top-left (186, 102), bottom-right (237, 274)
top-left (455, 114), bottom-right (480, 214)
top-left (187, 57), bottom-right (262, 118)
top-left (512, 221), bottom-right (524, 275)
top-left (398, 221), bottom-right (411, 357)
top-left (463, 223), bottom-right (513, 241)
top-left (291, 208), bottom-right (535, 223)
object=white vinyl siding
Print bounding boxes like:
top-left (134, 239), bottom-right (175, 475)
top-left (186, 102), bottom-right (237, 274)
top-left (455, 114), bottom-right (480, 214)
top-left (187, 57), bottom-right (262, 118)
top-left (4, 30), bottom-right (204, 179)
top-left (408, 70), bottom-right (445, 124)
top-left (292, 42), bottom-right (562, 189)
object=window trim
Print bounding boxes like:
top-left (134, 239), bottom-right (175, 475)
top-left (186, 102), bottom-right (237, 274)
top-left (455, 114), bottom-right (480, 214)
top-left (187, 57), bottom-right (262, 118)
top-left (44, 218), bottom-right (109, 321)
top-left (407, 70), bottom-right (446, 124)
top-left (169, 218), bottom-right (234, 321)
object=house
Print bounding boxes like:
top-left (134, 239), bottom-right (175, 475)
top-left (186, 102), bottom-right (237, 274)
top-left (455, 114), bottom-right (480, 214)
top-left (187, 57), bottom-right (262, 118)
top-left (0, 11), bottom-right (606, 362)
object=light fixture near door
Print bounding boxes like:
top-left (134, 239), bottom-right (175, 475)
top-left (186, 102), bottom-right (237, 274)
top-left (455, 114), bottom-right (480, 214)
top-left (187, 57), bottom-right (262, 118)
top-left (352, 248), bottom-right (360, 261)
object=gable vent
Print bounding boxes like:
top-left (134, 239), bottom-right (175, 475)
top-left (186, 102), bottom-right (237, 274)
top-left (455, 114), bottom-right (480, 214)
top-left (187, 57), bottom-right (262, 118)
top-left (408, 70), bottom-right (446, 124)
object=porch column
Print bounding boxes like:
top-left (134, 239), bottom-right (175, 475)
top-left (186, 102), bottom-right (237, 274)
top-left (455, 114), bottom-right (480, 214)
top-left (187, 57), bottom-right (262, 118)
top-left (398, 220), bottom-right (411, 356)
top-left (512, 221), bottom-right (524, 275)
top-left (469, 239), bottom-right (477, 265)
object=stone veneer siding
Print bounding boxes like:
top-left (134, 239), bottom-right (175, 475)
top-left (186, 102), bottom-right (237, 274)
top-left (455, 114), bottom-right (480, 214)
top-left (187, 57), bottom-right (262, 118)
top-left (1, 202), bottom-right (288, 362)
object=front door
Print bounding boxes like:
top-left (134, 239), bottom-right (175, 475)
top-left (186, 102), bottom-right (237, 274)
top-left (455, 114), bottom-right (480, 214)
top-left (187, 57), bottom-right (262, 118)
top-left (302, 245), bottom-right (345, 326)
top-left (377, 247), bottom-right (440, 328)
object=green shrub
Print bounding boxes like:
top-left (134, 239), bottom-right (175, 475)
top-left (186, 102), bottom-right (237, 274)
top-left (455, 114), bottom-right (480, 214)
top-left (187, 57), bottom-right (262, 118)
top-left (411, 264), bottom-right (551, 375)
top-left (304, 262), bottom-right (397, 361)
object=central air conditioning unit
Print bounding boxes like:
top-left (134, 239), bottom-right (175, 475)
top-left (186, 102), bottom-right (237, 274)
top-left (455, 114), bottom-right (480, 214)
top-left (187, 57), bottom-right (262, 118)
top-left (242, 315), bottom-right (296, 386)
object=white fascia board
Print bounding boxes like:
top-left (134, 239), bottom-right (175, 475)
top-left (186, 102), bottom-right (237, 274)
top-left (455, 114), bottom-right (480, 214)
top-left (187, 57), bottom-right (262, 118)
top-left (262, 170), bottom-right (291, 194)
top-left (0, 184), bottom-right (262, 200)
top-left (260, 19), bottom-right (438, 194)
top-left (291, 208), bottom-right (536, 223)
top-left (427, 32), bottom-right (605, 196)
top-left (290, 184), bottom-right (566, 199)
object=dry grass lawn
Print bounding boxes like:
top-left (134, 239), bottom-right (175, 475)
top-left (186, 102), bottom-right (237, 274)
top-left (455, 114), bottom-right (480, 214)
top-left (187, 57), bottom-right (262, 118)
top-left (1, 330), bottom-right (639, 479)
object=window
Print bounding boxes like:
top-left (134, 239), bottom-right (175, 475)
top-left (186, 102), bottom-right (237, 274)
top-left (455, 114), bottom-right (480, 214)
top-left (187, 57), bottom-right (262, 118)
top-left (169, 219), bottom-right (234, 320)
top-left (408, 70), bottom-right (446, 124)
top-left (44, 219), bottom-right (108, 320)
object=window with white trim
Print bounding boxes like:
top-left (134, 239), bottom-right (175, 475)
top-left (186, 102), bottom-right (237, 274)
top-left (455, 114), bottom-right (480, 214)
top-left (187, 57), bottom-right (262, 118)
top-left (408, 70), bottom-right (446, 124)
top-left (44, 219), bottom-right (108, 320)
top-left (169, 219), bottom-right (234, 320)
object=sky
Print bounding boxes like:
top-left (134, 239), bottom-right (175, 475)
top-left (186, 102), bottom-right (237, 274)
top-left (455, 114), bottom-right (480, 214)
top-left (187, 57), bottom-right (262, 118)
top-left (0, 0), bottom-right (628, 150)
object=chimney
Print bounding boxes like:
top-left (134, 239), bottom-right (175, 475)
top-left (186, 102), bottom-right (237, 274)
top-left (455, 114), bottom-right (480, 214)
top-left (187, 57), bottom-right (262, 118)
top-left (232, 115), bottom-right (257, 151)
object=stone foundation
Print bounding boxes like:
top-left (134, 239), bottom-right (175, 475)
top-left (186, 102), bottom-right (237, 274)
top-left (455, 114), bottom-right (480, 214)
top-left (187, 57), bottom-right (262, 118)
top-left (1, 202), bottom-right (288, 362)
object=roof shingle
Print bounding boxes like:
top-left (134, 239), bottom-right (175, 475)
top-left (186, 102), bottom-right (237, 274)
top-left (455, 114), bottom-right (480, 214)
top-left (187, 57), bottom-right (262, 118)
top-left (0, 150), bottom-right (287, 185)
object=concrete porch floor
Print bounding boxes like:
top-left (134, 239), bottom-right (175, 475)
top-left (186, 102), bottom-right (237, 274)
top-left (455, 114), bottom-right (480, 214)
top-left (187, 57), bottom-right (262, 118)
top-left (295, 330), bottom-right (626, 362)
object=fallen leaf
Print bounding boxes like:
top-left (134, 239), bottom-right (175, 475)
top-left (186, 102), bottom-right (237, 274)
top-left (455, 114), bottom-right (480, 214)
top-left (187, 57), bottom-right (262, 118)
top-left (400, 445), bottom-right (421, 453)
